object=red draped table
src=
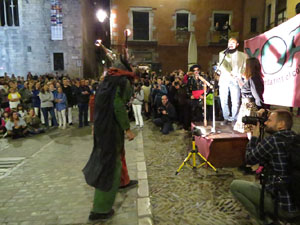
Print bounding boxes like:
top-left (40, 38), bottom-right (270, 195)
top-left (191, 123), bottom-right (248, 168)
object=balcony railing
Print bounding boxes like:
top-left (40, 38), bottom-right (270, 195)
top-left (207, 30), bottom-right (239, 46)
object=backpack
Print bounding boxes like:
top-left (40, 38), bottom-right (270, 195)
top-left (286, 134), bottom-right (300, 207)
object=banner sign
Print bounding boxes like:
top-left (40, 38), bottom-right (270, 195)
top-left (244, 14), bottom-right (300, 107)
top-left (51, 0), bottom-right (63, 40)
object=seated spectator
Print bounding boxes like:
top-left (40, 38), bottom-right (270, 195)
top-left (24, 108), bottom-right (45, 135)
top-left (17, 104), bottom-right (27, 119)
top-left (5, 111), bottom-right (28, 139)
top-left (3, 110), bottom-right (10, 123)
top-left (0, 116), bottom-right (6, 137)
top-left (153, 95), bottom-right (177, 134)
top-left (7, 87), bottom-right (21, 110)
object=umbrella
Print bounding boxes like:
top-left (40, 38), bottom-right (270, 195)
top-left (188, 32), bottom-right (197, 71)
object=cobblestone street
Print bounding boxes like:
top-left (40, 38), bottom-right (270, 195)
top-left (0, 126), bottom-right (140, 225)
top-left (0, 108), bottom-right (299, 225)
top-left (142, 121), bottom-right (257, 225)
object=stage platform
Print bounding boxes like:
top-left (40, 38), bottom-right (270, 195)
top-left (191, 121), bottom-right (248, 168)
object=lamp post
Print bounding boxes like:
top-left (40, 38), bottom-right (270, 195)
top-left (96, 9), bottom-right (107, 23)
top-left (96, 7), bottom-right (111, 49)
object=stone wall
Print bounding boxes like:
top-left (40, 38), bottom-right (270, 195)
top-left (0, 0), bottom-right (83, 78)
top-left (111, 0), bottom-right (265, 73)
top-left (287, 0), bottom-right (298, 19)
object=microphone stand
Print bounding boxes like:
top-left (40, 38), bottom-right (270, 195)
top-left (211, 52), bottom-right (227, 133)
top-left (198, 75), bottom-right (212, 127)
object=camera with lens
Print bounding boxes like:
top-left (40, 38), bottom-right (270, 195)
top-left (158, 106), bottom-right (165, 113)
top-left (242, 112), bottom-right (268, 125)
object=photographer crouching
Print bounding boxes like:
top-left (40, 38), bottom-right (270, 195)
top-left (153, 95), bottom-right (177, 135)
top-left (230, 109), bottom-right (300, 225)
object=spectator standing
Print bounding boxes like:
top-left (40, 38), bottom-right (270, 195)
top-left (39, 84), bottom-right (58, 128)
top-left (32, 82), bottom-right (44, 124)
top-left (0, 83), bottom-right (9, 109)
top-left (7, 87), bottom-right (21, 110)
top-left (174, 81), bottom-right (190, 130)
top-left (19, 81), bottom-right (32, 109)
top-left (132, 83), bottom-right (144, 129)
top-left (187, 65), bottom-right (205, 122)
top-left (55, 87), bottom-right (67, 129)
top-left (49, 83), bottom-right (58, 123)
top-left (89, 82), bottom-right (99, 123)
top-left (62, 78), bottom-right (74, 125)
top-left (75, 79), bottom-right (91, 128)
top-left (234, 58), bottom-right (264, 137)
top-left (151, 77), bottom-right (167, 118)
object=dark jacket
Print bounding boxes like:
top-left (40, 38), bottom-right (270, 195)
top-left (62, 85), bottom-right (75, 106)
top-left (75, 85), bottom-right (91, 104)
top-left (159, 102), bottom-right (177, 123)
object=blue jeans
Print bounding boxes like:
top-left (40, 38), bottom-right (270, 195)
top-left (78, 103), bottom-right (89, 127)
top-left (153, 118), bottom-right (173, 134)
top-left (41, 107), bottom-right (58, 127)
top-left (219, 82), bottom-right (241, 121)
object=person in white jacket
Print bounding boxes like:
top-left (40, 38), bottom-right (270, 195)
top-left (132, 83), bottom-right (144, 129)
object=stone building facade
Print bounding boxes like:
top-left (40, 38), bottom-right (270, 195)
top-left (110, 0), bottom-right (265, 74)
top-left (264, 0), bottom-right (298, 31)
top-left (0, 0), bottom-right (98, 78)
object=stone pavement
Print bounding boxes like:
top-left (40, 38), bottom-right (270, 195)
top-left (0, 106), bottom-right (299, 225)
top-left (0, 124), bottom-right (151, 225)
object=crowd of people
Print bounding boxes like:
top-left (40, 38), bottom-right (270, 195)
top-left (0, 72), bottom-right (99, 139)
top-left (0, 61), bottom-right (223, 139)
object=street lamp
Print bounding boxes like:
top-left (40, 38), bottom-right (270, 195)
top-left (96, 9), bottom-right (108, 23)
top-left (124, 28), bottom-right (131, 37)
top-left (95, 39), bottom-right (102, 47)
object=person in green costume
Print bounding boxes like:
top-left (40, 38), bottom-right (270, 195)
top-left (82, 55), bottom-right (136, 221)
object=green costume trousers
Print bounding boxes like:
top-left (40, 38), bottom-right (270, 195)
top-left (92, 155), bottom-right (121, 213)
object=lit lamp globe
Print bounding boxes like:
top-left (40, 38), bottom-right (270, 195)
top-left (96, 9), bottom-right (108, 23)
top-left (124, 29), bottom-right (131, 37)
top-left (95, 39), bottom-right (102, 47)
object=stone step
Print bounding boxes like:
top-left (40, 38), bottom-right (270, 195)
top-left (0, 157), bottom-right (25, 179)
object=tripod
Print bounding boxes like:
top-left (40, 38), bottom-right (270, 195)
top-left (175, 135), bottom-right (217, 175)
